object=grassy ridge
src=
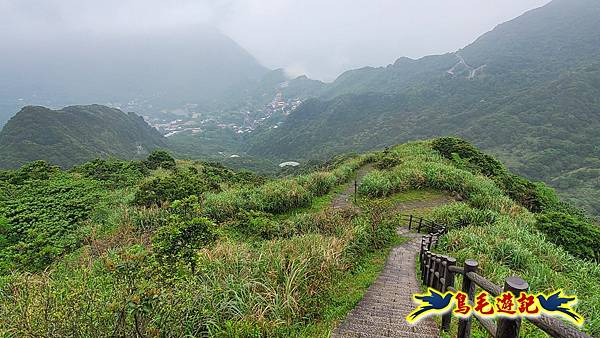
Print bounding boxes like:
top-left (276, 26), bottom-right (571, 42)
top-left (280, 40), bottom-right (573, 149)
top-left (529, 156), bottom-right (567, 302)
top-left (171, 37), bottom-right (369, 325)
top-left (1, 140), bottom-right (599, 336)
top-left (0, 151), bottom-right (401, 337)
top-left (358, 141), bottom-right (600, 336)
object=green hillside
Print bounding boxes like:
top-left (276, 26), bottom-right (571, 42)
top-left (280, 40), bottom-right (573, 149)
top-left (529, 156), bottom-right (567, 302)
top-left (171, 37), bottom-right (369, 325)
top-left (0, 105), bottom-right (167, 169)
top-left (246, 0), bottom-right (600, 215)
top-left (0, 141), bottom-right (598, 336)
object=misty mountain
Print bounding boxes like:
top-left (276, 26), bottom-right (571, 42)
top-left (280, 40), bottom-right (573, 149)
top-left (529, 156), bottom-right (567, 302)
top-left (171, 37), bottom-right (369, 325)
top-left (0, 26), bottom-right (269, 125)
top-left (246, 0), bottom-right (600, 214)
top-left (0, 105), bottom-right (167, 169)
top-left (216, 68), bottom-right (326, 111)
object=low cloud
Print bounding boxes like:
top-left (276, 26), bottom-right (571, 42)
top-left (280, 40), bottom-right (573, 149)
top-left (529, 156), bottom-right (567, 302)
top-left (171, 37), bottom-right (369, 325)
top-left (0, 0), bottom-right (551, 80)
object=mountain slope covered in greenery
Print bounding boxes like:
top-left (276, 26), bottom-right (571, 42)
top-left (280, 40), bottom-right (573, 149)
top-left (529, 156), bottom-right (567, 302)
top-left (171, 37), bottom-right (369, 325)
top-left (247, 0), bottom-right (600, 215)
top-left (0, 140), bottom-right (597, 336)
top-left (0, 105), bottom-right (167, 169)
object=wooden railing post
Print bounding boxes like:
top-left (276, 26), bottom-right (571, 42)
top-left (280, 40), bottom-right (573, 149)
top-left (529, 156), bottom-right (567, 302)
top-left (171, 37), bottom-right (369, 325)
top-left (428, 254), bottom-right (437, 288)
top-left (458, 259), bottom-right (478, 338)
top-left (423, 252), bottom-right (431, 285)
top-left (441, 257), bottom-right (456, 332)
top-left (420, 236), bottom-right (430, 282)
top-left (419, 237), bottom-right (427, 268)
top-left (413, 217), bottom-right (592, 338)
top-left (433, 255), bottom-right (442, 290)
top-left (433, 231), bottom-right (440, 249)
top-left (430, 254), bottom-right (438, 287)
top-left (496, 277), bottom-right (529, 338)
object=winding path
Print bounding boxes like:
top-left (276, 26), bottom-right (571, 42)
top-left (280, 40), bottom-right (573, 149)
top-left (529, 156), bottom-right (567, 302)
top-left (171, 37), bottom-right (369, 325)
top-left (331, 166), bottom-right (452, 337)
top-left (332, 164), bottom-right (374, 210)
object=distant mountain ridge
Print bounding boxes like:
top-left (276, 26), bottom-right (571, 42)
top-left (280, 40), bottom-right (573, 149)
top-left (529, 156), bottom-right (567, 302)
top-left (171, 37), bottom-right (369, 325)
top-left (0, 105), bottom-right (167, 169)
top-left (245, 0), bottom-right (600, 215)
top-left (0, 26), bottom-right (269, 124)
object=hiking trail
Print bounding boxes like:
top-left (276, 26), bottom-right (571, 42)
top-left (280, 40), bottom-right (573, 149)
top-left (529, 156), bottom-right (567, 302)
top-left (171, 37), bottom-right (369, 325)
top-left (331, 165), bottom-right (453, 337)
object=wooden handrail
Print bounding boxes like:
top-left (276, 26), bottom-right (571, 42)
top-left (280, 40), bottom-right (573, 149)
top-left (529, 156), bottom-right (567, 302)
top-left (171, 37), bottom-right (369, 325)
top-left (409, 214), bottom-right (593, 338)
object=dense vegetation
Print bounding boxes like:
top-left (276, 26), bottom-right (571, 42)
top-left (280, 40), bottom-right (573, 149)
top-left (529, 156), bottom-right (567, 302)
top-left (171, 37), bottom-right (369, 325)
top-left (0, 105), bottom-right (167, 169)
top-left (357, 140), bottom-right (600, 336)
top-left (1, 139), bottom-right (598, 337)
top-left (431, 137), bottom-right (600, 261)
top-left (0, 148), bottom-right (408, 336)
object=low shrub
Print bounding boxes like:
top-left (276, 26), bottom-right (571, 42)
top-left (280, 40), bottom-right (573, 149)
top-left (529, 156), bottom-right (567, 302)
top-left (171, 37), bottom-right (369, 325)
top-left (72, 159), bottom-right (149, 188)
top-left (144, 150), bottom-right (176, 170)
top-left (0, 160), bottom-right (60, 184)
top-left (432, 137), bottom-right (504, 177)
top-left (358, 170), bottom-right (393, 197)
top-left (229, 210), bottom-right (284, 240)
top-left (296, 171), bottom-right (337, 196)
top-left (133, 168), bottom-right (219, 207)
top-left (374, 152), bottom-right (402, 170)
top-left (153, 197), bottom-right (216, 271)
top-left (255, 179), bottom-right (312, 213)
top-left (536, 211), bottom-right (600, 261)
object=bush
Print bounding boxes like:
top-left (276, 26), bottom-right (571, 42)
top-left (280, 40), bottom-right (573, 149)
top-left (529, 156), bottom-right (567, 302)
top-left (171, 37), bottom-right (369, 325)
top-left (144, 150), bottom-right (176, 170)
top-left (254, 180), bottom-right (312, 213)
top-left (72, 159), bottom-right (149, 188)
top-left (432, 137), bottom-right (569, 214)
top-left (296, 172), bottom-right (337, 196)
top-left (358, 170), bottom-right (393, 197)
top-left (0, 175), bottom-right (102, 271)
top-left (152, 198), bottom-right (216, 270)
top-left (374, 153), bottom-right (402, 170)
top-left (432, 137), bottom-right (504, 177)
top-left (536, 211), bottom-right (600, 261)
top-left (1, 160), bottom-right (60, 184)
top-left (133, 168), bottom-right (219, 207)
top-left (230, 210), bottom-right (283, 240)
top-left (495, 173), bottom-right (557, 212)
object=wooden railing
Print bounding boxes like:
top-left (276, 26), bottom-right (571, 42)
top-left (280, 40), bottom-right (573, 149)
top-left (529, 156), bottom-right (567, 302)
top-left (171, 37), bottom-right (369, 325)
top-left (403, 215), bottom-right (592, 338)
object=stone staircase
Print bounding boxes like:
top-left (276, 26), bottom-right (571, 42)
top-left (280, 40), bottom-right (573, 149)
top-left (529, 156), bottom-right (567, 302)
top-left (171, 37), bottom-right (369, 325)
top-left (331, 228), bottom-right (440, 338)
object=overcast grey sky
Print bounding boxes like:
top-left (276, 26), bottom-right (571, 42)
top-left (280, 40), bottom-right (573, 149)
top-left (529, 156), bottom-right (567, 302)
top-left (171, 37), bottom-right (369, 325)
top-left (1, 0), bottom-right (551, 81)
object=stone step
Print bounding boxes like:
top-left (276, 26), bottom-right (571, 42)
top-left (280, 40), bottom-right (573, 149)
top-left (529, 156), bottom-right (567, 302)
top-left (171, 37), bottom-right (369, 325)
top-left (335, 321), bottom-right (438, 338)
top-left (344, 314), bottom-right (436, 332)
top-left (332, 236), bottom-right (439, 338)
top-left (353, 299), bottom-right (416, 311)
top-left (348, 306), bottom-right (415, 319)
